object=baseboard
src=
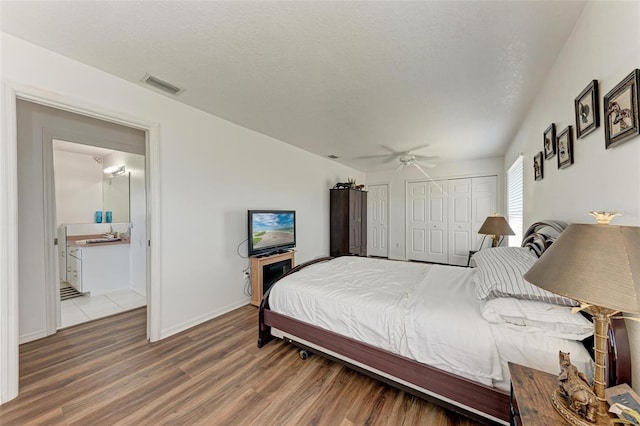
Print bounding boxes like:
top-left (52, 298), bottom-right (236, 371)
top-left (19, 329), bottom-right (48, 345)
top-left (158, 298), bottom-right (250, 340)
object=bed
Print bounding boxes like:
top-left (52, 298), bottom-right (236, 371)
top-left (257, 220), bottom-right (632, 424)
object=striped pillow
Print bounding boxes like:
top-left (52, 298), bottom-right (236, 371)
top-left (473, 247), bottom-right (578, 307)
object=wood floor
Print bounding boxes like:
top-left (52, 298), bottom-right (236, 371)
top-left (0, 305), bottom-right (481, 425)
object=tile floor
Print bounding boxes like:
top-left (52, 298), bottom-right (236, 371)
top-left (60, 289), bottom-right (146, 329)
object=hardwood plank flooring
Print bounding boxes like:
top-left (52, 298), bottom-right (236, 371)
top-left (0, 305), bottom-right (481, 425)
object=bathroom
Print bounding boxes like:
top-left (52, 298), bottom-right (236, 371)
top-left (54, 139), bottom-right (147, 327)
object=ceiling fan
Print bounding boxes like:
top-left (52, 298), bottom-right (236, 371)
top-left (355, 144), bottom-right (438, 178)
top-left (356, 144), bottom-right (439, 169)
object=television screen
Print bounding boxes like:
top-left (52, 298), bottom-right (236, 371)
top-left (248, 210), bottom-right (296, 256)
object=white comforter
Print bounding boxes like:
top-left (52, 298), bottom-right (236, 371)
top-left (269, 256), bottom-right (502, 385)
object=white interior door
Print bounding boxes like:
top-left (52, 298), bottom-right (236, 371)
top-left (472, 176), bottom-right (497, 250)
top-left (367, 184), bottom-right (388, 257)
top-left (448, 179), bottom-right (471, 266)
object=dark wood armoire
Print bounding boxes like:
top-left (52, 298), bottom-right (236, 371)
top-left (330, 188), bottom-right (367, 257)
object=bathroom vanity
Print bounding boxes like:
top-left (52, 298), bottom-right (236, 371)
top-left (66, 236), bottom-right (130, 295)
top-left (60, 223), bottom-right (132, 296)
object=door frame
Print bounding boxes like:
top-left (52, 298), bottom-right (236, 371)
top-left (1, 81), bottom-right (162, 403)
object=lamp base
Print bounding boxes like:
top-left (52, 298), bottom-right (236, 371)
top-left (551, 389), bottom-right (610, 425)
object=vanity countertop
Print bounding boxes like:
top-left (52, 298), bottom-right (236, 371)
top-left (67, 234), bottom-right (130, 247)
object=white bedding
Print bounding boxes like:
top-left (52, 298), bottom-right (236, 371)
top-left (269, 256), bottom-right (428, 354)
top-left (404, 265), bottom-right (501, 385)
top-left (269, 256), bottom-right (593, 391)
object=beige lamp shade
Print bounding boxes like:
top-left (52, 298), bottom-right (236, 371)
top-left (523, 223), bottom-right (640, 314)
top-left (477, 215), bottom-right (515, 237)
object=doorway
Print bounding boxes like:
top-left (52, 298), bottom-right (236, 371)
top-left (52, 140), bottom-right (147, 328)
top-left (16, 99), bottom-right (147, 341)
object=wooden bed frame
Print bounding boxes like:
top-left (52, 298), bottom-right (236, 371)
top-left (257, 221), bottom-right (632, 425)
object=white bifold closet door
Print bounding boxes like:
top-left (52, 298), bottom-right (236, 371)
top-left (406, 181), bottom-right (448, 263)
top-left (448, 179), bottom-right (472, 266)
top-left (407, 176), bottom-right (496, 265)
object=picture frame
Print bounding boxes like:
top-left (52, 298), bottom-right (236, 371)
top-left (543, 123), bottom-right (556, 159)
top-left (604, 69), bottom-right (640, 149)
top-left (574, 80), bottom-right (599, 139)
top-left (557, 126), bottom-right (574, 169)
top-left (533, 152), bottom-right (543, 181)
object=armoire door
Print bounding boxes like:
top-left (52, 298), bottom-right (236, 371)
top-left (348, 189), bottom-right (362, 254)
top-left (359, 191), bottom-right (367, 256)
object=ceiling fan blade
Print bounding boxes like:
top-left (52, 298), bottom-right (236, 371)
top-left (380, 144), bottom-right (401, 154)
top-left (384, 155), bottom-right (402, 164)
top-left (353, 153), bottom-right (396, 160)
top-left (405, 144), bottom-right (431, 154)
top-left (412, 154), bottom-right (439, 161)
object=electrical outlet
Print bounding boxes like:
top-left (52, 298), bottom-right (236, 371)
top-left (244, 271), bottom-right (250, 279)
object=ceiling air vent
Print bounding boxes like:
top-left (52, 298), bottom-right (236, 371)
top-left (141, 73), bottom-right (184, 96)
top-left (328, 155), bottom-right (339, 159)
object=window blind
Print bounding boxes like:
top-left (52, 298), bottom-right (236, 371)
top-left (507, 155), bottom-right (523, 247)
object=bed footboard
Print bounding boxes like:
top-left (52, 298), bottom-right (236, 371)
top-left (257, 256), bottom-right (333, 348)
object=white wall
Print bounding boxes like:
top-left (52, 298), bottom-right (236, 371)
top-left (503, 1), bottom-right (640, 392)
top-left (366, 156), bottom-right (504, 260)
top-left (1, 32), bottom-right (364, 344)
top-left (53, 150), bottom-right (103, 225)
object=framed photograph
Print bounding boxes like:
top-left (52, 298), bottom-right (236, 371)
top-left (574, 80), bottom-right (599, 139)
top-left (543, 123), bottom-right (556, 159)
top-left (557, 126), bottom-right (574, 169)
top-left (533, 152), bottom-right (543, 181)
top-left (604, 69), bottom-right (640, 149)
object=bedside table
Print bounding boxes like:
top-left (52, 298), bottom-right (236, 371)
top-left (509, 362), bottom-right (564, 425)
top-left (509, 363), bottom-right (613, 426)
top-left (467, 250), bottom-right (477, 267)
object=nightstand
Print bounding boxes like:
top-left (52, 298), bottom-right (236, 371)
top-left (509, 363), bottom-right (612, 426)
top-left (467, 250), bottom-right (477, 267)
top-left (509, 362), bottom-right (563, 425)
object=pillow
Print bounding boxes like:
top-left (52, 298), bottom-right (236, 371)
top-left (480, 297), bottom-right (593, 340)
top-left (473, 247), bottom-right (578, 306)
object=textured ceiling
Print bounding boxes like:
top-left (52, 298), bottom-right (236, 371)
top-left (1, 1), bottom-right (586, 172)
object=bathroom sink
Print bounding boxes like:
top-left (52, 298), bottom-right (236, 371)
top-left (79, 238), bottom-right (122, 244)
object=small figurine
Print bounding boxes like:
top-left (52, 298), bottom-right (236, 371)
top-left (558, 351), bottom-right (598, 423)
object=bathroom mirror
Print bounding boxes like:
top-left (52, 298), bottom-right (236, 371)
top-left (103, 172), bottom-right (130, 223)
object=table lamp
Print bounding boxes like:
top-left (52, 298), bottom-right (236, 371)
top-left (477, 214), bottom-right (515, 247)
top-left (524, 220), bottom-right (640, 424)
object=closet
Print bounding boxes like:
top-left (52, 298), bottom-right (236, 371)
top-left (330, 188), bottom-right (367, 257)
top-left (407, 176), bottom-right (496, 266)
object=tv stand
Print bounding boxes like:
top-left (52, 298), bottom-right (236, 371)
top-left (250, 250), bottom-right (295, 306)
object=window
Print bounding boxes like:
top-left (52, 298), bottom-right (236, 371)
top-left (506, 155), bottom-right (523, 246)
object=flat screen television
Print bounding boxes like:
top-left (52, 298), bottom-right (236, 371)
top-left (248, 210), bottom-right (296, 256)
